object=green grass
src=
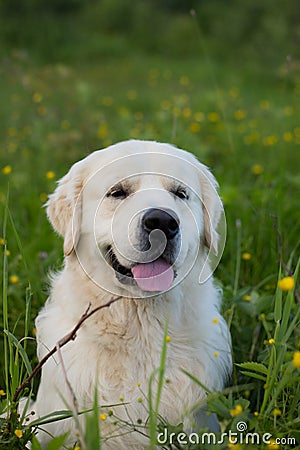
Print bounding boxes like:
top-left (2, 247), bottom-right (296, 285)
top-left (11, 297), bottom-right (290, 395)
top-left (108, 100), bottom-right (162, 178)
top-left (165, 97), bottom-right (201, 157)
top-left (1, 10), bottom-right (300, 449)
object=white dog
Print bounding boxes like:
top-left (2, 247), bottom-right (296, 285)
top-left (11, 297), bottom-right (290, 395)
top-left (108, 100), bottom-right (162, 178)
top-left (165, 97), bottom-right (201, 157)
top-left (33, 140), bottom-right (232, 449)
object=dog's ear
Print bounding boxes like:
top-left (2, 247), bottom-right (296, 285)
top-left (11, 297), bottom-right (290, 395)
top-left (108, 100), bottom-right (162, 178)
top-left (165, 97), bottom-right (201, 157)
top-left (46, 165), bottom-right (83, 256)
top-left (197, 162), bottom-right (222, 255)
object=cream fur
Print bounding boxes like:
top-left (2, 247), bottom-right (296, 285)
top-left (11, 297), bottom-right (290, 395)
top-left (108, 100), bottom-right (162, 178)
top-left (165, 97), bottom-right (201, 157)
top-left (33, 140), bottom-right (232, 449)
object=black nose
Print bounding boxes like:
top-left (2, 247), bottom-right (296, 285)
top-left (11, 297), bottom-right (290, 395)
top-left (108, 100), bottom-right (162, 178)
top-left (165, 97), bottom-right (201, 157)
top-left (142, 208), bottom-right (180, 240)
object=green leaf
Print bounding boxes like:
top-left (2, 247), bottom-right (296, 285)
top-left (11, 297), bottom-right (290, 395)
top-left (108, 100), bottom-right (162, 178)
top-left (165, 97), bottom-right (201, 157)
top-left (46, 433), bottom-right (69, 450)
top-left (240, 371), bottom-right (267, 382)
top-left (236, 362), bottom-right (268, 375)
top-left (31, 435), bottom-right (42, 450)
top-left (85, 388), bottom-right (100, 450)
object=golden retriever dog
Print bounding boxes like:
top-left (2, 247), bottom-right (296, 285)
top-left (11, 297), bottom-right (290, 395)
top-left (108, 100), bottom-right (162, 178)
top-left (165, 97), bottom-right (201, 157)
top-left (33, 140), bottom-right (232, 448)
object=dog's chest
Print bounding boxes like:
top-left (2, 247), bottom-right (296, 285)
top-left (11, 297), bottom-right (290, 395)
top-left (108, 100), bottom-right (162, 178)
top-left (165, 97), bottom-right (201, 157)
top-left (72, 323), bottom-right (204, 421)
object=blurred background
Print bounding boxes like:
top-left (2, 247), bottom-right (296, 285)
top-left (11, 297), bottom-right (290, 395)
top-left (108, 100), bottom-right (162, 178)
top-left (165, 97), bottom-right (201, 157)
top-left (0, 0), bottom-right (299, 389)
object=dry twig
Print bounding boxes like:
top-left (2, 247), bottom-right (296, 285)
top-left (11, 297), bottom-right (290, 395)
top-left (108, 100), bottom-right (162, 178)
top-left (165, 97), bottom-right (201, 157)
top-left (13, 296), bottom-right (122, 403)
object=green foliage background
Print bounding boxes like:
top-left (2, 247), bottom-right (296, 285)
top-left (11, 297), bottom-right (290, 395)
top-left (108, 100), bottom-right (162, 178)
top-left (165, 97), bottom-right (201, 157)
top-left (0, 1), bottom-right (299, 448)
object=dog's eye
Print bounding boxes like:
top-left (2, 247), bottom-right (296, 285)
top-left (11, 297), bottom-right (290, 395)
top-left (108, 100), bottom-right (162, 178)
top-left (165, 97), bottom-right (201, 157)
top-left (173, 188), bottom-right (189, 200)
top-left (107, 187), bottom-right (128, 199)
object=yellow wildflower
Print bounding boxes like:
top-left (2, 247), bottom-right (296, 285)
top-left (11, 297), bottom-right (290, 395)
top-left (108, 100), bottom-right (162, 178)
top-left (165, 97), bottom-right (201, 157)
top-left (263, 135), bottom-right (278, 146)
top-left (268, 339), bottom-right (275, 345)
top-left (251, 164), bottom-right (263, 175)
top-left (228, 443), bottom-right (242, 449)
top-left (243, 295), bottom-right (251, 302)
top-left (46, 171), bottom-right (55, 180)
top-left (179, 76), bottom-right (190, 86)
top-left (2, 165), bottom-right (12, 175)
top-left (208, 112), bottom-right (221, 123)
top-left (229, 404), bottom-right (243, 417)
top-left (292, 351), bottom-right (300, 368)
top-left (234, 109), bottom-right (247, 120)
top-left (98, 123), bottom-right (108, 139)
top-left (267, 439), bottom-right (280, 449)
top-left (253, 411), bottom-right (259, 417)
top-left (40, 193), bottom-right (48, 203)
top-left (166, 335), bottom-right (171, 343)
top-left (194, 112), bottom-right (205, 122)
top-left (14, 429), bottom-right (23, 438)
top-left (272, 408), bottom-right (281, 417)
top-left (283, 132), bottom-right (293, 142)
top-left (212, 317), bottom-right (219, 324)
top-left (0, 237), bottom-right (5, 245)
top-left (10, 275), bottom-right (19, 284)
top-left (32, 92), bottom-right (43, 103)
top-left (0, 389), bottom-right (6, 396)
top-left (242, 252), bottom-right (251, 261)
top-left (99, 413), bottom-right (107, 421)
top-left (182, 107), bottom-right (192, 119)
top-left (277, 277), bottom-right (295, 291)
top-left (37, 105), bottom-right (47, 116)
top-left (189, 122), bottom-right (201, 133)
top-left (8, 127), bottom-right (17, 137)
top-left (260, 100), bottom-right (270, 110)
top-left (161, 100), bottom-right (171, 110)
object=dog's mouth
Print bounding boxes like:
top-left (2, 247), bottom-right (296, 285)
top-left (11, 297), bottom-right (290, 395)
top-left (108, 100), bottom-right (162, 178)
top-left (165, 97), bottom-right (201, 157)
top-left (106, 246), bottom-right (176, 292)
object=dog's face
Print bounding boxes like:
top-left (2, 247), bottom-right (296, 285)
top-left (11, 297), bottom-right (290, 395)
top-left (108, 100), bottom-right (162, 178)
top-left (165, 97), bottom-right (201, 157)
top-left (46, 140), bottom-right (224, 297)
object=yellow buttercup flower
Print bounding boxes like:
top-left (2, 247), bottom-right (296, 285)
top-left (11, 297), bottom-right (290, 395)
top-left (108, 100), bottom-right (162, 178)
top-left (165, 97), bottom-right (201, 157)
top-left (0, 389), bottom-right (6, 396)
top-left (99, 413), bottom-right (107, 421)
top-left (10, 275), bottom-right (19, 284)
top-left (252, 164), bottom-right (264, 175)
top-left (2, 165), bottom-right (12, 175)
top-left (208, 112), bottom-right (221, 123)
top-left (234, 109), bottom-right (247, 120)
top-left (292, 351), bottom-right (300, 368)
top-left (268, 338), bottom-right (275, 345)
top-left (278, 277), bottom-right (295, 291)
top-left (229, 404), bottom-right (243, 417)
top-left (242, 252), bottom-right (251, 261)
top-left (267, 439), bottom-right (280, 449)
top-left (46, 171), bottom-right (55, 180)
top-left (14, 429), bottom-right (23, 438)
top-left (189, 122), bottom-right (201, 134)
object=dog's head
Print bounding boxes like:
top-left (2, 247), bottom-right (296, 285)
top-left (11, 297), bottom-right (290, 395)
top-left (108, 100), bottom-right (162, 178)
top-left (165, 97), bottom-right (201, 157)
top-left (46, 140), bottom-right (223, 297)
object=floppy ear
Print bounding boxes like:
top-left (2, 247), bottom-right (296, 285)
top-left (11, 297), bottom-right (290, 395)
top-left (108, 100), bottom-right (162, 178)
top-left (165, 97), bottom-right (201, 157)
top-left (46, 165), bottom-right (83, 256)
top-left (197, 163), bottom-right (222, 255)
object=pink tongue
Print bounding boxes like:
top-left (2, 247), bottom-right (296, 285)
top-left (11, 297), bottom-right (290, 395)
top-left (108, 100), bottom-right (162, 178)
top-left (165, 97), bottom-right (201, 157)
top-left (131, 258), bottom-right (174, 292)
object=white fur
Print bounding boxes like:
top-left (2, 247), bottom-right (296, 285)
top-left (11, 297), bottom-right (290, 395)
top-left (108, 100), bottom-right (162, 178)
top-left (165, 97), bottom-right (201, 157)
top-left (33, 140), bottom-right (232, 449)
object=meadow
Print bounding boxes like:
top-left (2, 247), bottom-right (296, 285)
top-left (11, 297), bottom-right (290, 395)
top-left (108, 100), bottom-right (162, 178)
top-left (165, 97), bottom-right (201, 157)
top-left (0, 3), bottom-right (300, 449)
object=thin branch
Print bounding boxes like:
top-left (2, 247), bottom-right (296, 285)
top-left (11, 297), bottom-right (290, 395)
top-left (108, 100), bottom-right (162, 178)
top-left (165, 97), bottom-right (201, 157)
top-left (13, 296), bottom-right (122, 403)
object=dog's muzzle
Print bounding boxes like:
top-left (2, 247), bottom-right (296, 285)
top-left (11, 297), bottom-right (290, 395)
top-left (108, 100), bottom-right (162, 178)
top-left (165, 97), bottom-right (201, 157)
top-left (106, 208), bottom-right (180, 293)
